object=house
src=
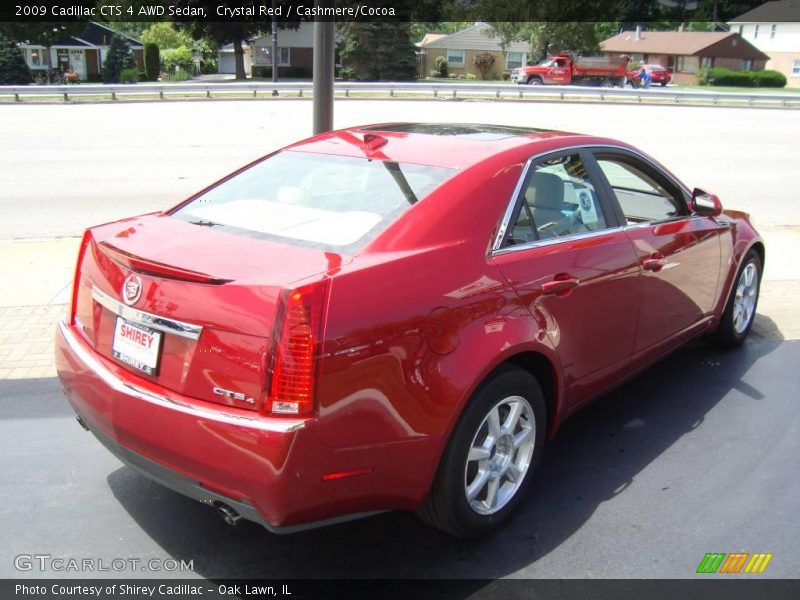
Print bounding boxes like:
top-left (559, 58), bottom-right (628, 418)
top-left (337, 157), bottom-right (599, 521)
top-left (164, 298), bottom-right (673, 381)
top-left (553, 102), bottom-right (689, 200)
top-left (218, 23), bottom-right (316, 78)
top-left (18, 22), bottom-right (143, 81)
top-left (728, 0), bottom-right (800, 83)
top-left (600, 29), bottom-right (769, 84)
top-left (416, 23), bottom-right (529, 79)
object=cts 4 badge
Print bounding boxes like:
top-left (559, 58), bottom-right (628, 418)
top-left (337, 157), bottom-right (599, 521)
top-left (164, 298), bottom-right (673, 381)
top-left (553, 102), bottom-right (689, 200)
top-left (213, 386), bottom-right (255, 405)
top-left (122, 275), bottom-right (142, 306)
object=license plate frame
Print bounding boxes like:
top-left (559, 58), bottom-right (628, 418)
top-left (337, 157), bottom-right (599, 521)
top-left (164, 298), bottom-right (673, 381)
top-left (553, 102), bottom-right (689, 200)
top-left (111, 317), bottom-right (162, 376)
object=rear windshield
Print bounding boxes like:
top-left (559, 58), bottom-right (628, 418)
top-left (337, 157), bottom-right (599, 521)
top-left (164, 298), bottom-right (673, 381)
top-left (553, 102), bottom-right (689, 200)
top-left (172, 151), bottom-right (456, 251)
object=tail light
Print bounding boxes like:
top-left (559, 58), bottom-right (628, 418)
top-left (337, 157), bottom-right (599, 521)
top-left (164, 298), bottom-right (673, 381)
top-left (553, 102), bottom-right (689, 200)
top-left (68, 230), bottom-right (92, 325)
top-left (266, 280), bottom-right (329, 417)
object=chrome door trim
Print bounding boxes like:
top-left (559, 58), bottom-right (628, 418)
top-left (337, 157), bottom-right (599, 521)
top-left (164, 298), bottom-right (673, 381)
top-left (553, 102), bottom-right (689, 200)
top-left (491, 143), bottom-right (692, 256)
top-left (92, 286), bottom-right (203, 340)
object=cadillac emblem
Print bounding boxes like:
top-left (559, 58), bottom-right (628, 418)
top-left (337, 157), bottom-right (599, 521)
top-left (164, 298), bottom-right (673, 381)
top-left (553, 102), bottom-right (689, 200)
top-left (122, 274), bottom-right (143, 306)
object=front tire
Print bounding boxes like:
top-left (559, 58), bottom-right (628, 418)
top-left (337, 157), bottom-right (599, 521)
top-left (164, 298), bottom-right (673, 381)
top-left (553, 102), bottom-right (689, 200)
top-left (527, 77), bottom-right (543, 86)
top-left (418, 366), bottom-right (546, 537)
top-left (716, 250), bottom-right (761, 347)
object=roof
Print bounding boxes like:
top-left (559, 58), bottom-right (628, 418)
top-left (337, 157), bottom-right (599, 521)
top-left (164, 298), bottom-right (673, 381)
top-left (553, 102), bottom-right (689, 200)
top-left (27, 22), bottom-right (142, 48)
top-left (729, 0), bottom-right (800, 23)
top-left (416, 23), bottom-right (529, 54)
top-left (284, 123), bottom-right (580, 170)
top-left (601, 30), bottom-right (769, 60)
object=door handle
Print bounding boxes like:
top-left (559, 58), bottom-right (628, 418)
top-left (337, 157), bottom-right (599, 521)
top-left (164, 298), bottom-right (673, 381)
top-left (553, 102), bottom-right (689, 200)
top-left (642, 253), bottom-right (666, 272)
top-left (541, 275), bottom-right (580, 297)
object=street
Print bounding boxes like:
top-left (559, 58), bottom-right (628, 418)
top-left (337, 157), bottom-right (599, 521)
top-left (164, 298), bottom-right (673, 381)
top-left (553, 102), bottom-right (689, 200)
top-left (1, 98), bottom-right (799, 580)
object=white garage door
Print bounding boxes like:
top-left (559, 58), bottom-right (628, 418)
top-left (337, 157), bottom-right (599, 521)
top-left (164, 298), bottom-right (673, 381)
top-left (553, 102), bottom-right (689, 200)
top-left (218, 53), bottom-right (236, 74)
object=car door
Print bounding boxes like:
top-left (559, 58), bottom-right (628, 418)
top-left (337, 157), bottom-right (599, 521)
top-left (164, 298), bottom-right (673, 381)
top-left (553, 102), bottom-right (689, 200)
top-left (491, 149), bottom-right (641, 408)
top-left (545, 58), bottom-right (570, 84)
top-left (589, 148), bottom-right (725, 356)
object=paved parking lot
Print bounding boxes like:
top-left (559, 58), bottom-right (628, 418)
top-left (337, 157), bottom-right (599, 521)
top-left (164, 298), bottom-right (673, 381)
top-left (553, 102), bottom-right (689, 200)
top-left (0, 99), bottom-right (798, 580)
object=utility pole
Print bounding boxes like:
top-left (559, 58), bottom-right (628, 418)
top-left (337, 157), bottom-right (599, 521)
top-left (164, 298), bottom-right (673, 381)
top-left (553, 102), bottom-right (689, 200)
top-left (271, 0), bottom-right (279, 96)
top-left (312, 0), bottom-right (335, 134)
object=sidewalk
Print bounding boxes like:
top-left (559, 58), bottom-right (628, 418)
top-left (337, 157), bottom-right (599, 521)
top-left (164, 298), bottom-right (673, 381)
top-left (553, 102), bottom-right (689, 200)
top-left (0, 231), bottom-right (797, 381)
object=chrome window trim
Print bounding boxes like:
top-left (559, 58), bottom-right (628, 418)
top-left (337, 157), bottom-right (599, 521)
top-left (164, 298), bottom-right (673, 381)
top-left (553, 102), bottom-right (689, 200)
top-left (58, 320), bottom-right (306, 433)
top-left (490, 144), bottom-right (692, 256)
top-left (92, 286), bottom-right (203, 341)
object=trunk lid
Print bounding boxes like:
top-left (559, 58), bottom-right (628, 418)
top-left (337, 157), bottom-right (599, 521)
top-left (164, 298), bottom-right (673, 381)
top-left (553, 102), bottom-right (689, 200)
top-left (72, 213), bottom-right (344, 412)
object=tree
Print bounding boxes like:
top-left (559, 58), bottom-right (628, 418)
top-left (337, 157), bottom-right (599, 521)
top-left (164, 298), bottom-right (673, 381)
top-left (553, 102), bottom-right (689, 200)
top-left (338, 22), bottom-right (418, 81)
top-left (143, 43), bottom-right (160, 81)
top-left (0, 34), bottom-right (31, 84)
top-left (102, 34), bottom-right (136, 83)
top-left (140, 22), bottom-right (193, 51)
top-left (527, 22), bottom-right (602, 61)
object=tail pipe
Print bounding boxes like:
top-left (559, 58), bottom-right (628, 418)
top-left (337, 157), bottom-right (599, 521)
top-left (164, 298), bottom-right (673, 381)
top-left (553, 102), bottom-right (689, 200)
top-left (214, 502), bottom-right (242, 526)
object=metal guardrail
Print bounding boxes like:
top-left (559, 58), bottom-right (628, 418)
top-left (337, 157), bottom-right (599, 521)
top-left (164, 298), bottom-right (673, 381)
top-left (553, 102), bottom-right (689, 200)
top-left (0, 81), bottom-right (798, 107)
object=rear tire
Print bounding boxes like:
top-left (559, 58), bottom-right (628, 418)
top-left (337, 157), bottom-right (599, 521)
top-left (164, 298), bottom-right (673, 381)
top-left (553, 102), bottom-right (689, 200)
top-left (715, 250), bottom-right (761, 347)
top-left (418, 366), bottom-right (546, 537)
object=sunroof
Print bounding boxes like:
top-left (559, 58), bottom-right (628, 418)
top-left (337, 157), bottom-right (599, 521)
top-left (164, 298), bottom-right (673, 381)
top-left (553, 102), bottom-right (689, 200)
top-left (361, 123), bottom-right (551, 140)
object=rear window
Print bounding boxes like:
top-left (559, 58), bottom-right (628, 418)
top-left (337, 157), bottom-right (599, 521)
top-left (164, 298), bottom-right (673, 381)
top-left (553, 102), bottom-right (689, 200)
top-left (172, 151), bottom-right (456, 251)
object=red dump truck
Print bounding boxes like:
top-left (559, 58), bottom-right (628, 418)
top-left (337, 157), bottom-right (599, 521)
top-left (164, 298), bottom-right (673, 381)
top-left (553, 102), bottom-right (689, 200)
top-left (513, 54), bottom-right (630, 87)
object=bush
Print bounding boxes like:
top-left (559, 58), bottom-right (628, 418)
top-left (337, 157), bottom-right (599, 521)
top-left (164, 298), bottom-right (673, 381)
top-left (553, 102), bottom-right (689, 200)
top-left (0, 34), bottom-right (32, 84)
top-left (502, 71), bottom-right (511, 81)
top-left (119, 68), bottom-right (138, 83)
top-left (252, 65), bottom-right (312, 78)
top-left (163, 70), bottom-right (190, 82)
top-left (434, 55), bottom-right (448, 78)
top-left (473, 52), bottom-right (495, 80)
top-left (700, 67), bottom-right (786, 88)
top-left (160, 45), bottom-right (193, 74)
top-left (143, 43), bottom-right (160, 81)
top-left (466, 73), bottom-right (477, 80)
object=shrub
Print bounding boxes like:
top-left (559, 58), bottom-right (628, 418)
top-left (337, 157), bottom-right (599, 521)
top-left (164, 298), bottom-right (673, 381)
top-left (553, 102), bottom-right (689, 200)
top-left (701, 67), bottom-right (786, 88)
top-left (466, 73), bottom-right (477, 80)
top-left (163, 70), bottom-right (190, 82)
top-left (143, 43), bottom-right (160, 81)
top-left (0, 34), bottom-right (32, 84)
top-left (434, 55), bottom-right (448, 78)
top-left (160, 45), bottom-right (193, 74)
top-left (502, 71), bottom-right (511, 81)
top-left (103, 35), bottom-right (136, 83)
top-left (473, 52), bottom-right (495, 80)
top-left (119, 68), bottom-right (138, 83)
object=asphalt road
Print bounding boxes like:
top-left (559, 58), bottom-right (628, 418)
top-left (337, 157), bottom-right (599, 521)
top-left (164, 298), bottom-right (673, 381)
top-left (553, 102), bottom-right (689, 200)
top-left (0, 99), bottom-right (799, 240)
top-left (2, 338), bottom-right (798, 579)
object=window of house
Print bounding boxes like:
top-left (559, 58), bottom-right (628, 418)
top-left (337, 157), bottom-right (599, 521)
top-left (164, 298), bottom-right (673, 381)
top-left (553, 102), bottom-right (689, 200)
top-left (771, 24), bottom-right (777, 39)
top-left (29, 47), bottom-right (42, 66)
top-left (447, 49), bottom-right (465, 66)
top-left (742, 59), bottom-right (753, 71)
top-left (506, 51), bottom-right (525, 70)
top-left (738, 25), bottom-right (743, 35)
top-left (754, 24), bottom-right (759, 39)
top-left (792, 60), bottom-right (800, 76)
top-left (594, 157), bottom-right (684, 224)
top-left (700, 57), bottom-right (714, 68)
top-left (261, 46), bottom-right (290, 66)
top-left (677, 56), bottom-right (699, 73)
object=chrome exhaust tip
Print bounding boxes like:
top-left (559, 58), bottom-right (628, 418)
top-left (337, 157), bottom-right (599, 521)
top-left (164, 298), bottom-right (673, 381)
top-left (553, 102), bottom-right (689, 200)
top-left (75, 414), bottom-right (89, 431)
top-left (215, 502), bottom-right (242, 526)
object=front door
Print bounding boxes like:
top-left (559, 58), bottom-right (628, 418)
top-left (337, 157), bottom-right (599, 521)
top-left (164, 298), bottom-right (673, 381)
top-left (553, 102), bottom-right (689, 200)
top-left (590, 149), bottom-right (724, 355)
top-left (492, 150), bottom-right (641, 407)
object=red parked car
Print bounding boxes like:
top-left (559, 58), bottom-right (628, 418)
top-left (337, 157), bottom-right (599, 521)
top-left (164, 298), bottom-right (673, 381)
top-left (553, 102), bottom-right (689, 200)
top-left (629, 64), bottom-right (673, 87)
top-left (56, 123), bottom-right (763, 537)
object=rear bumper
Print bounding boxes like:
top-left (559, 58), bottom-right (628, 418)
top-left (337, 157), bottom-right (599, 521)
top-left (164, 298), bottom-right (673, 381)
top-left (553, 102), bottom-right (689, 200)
top-left (55, 319), bottom-right (381, 532)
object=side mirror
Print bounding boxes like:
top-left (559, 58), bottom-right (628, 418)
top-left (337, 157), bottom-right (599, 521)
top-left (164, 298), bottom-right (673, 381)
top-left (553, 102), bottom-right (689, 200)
top-left (691, 188), bottom-right (723, 217)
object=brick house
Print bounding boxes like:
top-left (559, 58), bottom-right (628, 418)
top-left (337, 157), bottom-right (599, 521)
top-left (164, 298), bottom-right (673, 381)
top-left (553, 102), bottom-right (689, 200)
top-left (600, 29), bottom-right (769, 84)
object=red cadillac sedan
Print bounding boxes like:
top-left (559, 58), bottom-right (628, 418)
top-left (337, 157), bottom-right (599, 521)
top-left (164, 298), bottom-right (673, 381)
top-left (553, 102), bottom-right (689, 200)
top-left (56, 123), bottom-right (763, 537)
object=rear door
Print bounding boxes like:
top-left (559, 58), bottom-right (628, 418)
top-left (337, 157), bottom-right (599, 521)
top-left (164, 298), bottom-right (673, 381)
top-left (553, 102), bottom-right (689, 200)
top-left (589, 148), bottom-right (725, 355)
top-left (492, 149), bottom-right (641, 408)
